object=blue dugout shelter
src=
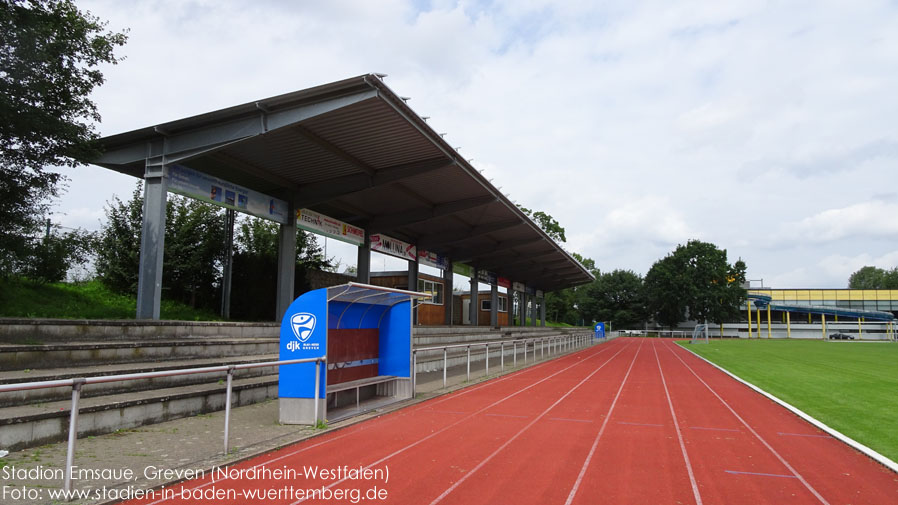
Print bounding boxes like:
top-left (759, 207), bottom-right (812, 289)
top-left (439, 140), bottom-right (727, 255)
top-left (279, 283), bottom-right (429, 424)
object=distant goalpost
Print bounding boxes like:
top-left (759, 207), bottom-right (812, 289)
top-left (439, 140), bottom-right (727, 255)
top-left (691, 321), bottom-right (709, 344)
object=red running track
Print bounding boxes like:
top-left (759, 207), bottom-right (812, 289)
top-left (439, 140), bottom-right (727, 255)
top-left (121, 337), bottom-right (898, 505)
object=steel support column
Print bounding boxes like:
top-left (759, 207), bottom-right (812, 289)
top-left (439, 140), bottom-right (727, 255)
top-left (540, 297), bottom-right (546, 327)
top-left (408, 259), bottom-right (419, 325)
top-left (470, 268), bottom-right (478, 326)
top-left (136, 160), bottom-right (169, 320)
top-left (443, 261), bottom-right (453, 325)
top-left (490, 283), bottom-right (498, 327)
top-left (356, 232), bottom-right (371, 284)
top-left (531, 296), bottom-right (538, 327)
top-left (275, 204), bottom-right (296, 321)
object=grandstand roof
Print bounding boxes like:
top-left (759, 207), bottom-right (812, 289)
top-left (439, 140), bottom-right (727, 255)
top-left (94, 74), bottom-right (594, 292)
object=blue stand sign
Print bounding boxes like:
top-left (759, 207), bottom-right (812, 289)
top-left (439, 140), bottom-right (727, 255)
top-left (594, 322), bottom-right (605, 340)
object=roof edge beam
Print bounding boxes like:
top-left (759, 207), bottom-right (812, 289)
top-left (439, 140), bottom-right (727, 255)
top-left (96, 89), bottom-right (379, 167)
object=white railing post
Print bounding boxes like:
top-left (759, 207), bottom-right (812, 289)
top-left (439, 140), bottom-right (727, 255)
top-left (443, 347), bottom-right (448, 388)
top-left (63, 378), bottom-right (85, 495)
top-left (466, 345), bottom-right (471, 382)
top-left (223, 365), bottom-right (235, 454)
top-left (485, 343), bottom-right (489, 377)
top-left (501, 342), bottom-right (505, 370)
top-left (313, 359), bottom-right (321, 424)
top-left (513, 341), bottom-right (517, 367)
top-left (412, 350), bottom-right (417, 394)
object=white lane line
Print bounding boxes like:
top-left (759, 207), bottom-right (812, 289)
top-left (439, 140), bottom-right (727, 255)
top-left (726, 470), bottom-right (798, 479)
top-left (428, 341), bottom-right (636, 505)
top-left (689, 426), bottom-right (741, 432)
top-left (653, 339), bottom-right (703, 505)
top-left (288, 340), bottom-right (630, 505)
top-left (664, 341), bottom-right (831, 505)
top-left (563, 339), bottom-right (644, 505)
top-left (616, 421), bottom-right (664, 427)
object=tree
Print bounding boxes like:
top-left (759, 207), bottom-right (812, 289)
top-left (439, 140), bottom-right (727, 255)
top-left (0, 0), bottom-right (127, 276)
top-left (163, 197), bottom-right (228, 309)
top-left (572, 252), bottom-right (598, 277)
top-left (644, 240), bottom-right (746, 328)
top-left (517, 205), bottom-right (566, 243)
top-left (94, 184), bottom-right (143, 293)
top-left (19, 226), bottom-right (94, 283)
top-left (580, 270), bottom-right (646, 330)
top-left (229, 216), bottom-right (331, 320)
top-left (95, 185), bottom-right (228, 309)
top-left (847, 266), bottom-right (898, 289)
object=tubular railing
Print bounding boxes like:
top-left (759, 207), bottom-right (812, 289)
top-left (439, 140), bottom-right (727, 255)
top-left (412, 333), bottom-right (593, 390)
top-left (0, 355), bottom-right (326, 495)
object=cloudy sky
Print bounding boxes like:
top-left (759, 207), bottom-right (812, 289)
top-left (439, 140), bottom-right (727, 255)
top-left (55, 0), bottom-right (898, 288)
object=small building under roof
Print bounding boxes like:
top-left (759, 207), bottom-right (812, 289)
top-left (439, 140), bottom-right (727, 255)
top-left (94, 74), bottom-right (594, 323)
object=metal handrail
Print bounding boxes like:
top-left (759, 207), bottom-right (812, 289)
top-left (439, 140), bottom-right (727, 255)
top-left (412, 333), bottom-right (594, 389)
top-left (0, 355), bottom-right (326, 495)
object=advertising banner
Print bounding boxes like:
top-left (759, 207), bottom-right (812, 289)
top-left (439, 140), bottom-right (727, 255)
top-left (370, 233), bottom-right (416, 261)
top-left (512, 281), bottom-right (525, 292)
top-left (296, 208), bottom-right (365, 246)
top-left (168, 164), bottom-right (288, 224)
top-left (453, 263), bottom-right (473, 277)
top-left (477, 269), bottom-right (497, 286)
top-left (535, 289), bottom-right (544, 298)
top-left (418, 249), bottom-right (449, 270)
top-left (498, 277), bottom-right (511, 289)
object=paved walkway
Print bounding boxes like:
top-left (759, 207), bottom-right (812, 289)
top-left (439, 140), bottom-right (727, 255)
top-left (0, 341), bottom-right (596, 505)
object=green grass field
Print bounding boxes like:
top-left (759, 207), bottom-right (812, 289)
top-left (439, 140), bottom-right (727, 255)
top-left (0, 278), bottom-right (221, 321)
top-left (679, 339), bottom-right (898, 463)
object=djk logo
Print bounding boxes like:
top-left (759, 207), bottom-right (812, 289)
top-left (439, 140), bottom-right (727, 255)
top-left (291, 313), bottom-right (316, 342)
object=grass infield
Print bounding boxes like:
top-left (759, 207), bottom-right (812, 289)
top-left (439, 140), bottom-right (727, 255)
top-left (678, 338), bottom-right (898, 463)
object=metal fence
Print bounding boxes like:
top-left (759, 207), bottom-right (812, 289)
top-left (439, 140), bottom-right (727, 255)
top-left (0, 356), bottom-right (326, 494)
top-left (412, 333), bottom-right (593, 390)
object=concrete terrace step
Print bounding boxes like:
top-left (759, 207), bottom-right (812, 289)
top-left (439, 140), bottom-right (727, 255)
top-left (0, 318), bottom-right (278, 344)
top-left (0, 374), bottom-right (278, 452)
top-left (0, 338), bottom-right (279, 370)
top-left (0, 353), bottom-right (278, 407)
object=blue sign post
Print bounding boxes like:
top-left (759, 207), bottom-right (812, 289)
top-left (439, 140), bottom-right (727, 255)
top-left (279, 283), bottom-right (423, 425)
top-left (594, 322), bottom-right (606, 340)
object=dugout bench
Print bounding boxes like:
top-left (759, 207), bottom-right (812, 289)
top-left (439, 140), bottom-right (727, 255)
top-left (278, 282), bottom-right (428, 424)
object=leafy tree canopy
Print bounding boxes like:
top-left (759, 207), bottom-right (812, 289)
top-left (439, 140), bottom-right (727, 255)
top-left (644, 240), bottom-right (746, 328)
top-left (848, 266), bottom-right (898, 289)
top-left (580, 269), bottom-right (646, 330)
top-left (517, 205), bottom-right (566, 243)
top-left (0, 0), bottom-right (126, 275)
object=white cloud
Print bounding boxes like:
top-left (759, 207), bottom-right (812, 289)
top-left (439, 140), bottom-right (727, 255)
top-left (769, 250), bottom-right (898, 288)
top-left (789, 202), bottom-right (898, 243)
